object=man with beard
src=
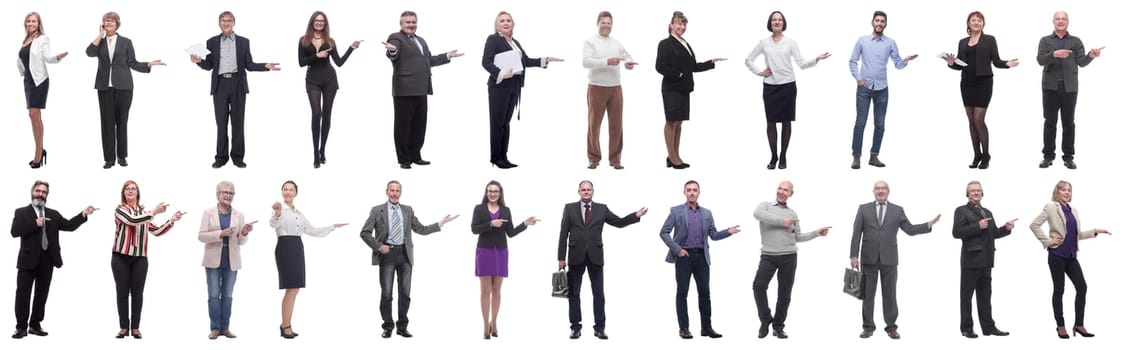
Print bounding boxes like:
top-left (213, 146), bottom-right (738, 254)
top-left (848, 10), bottom-right (917, 169)
top-left (10, 181), bottom-right (96, 338)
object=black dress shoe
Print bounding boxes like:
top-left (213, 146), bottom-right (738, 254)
top-left (773, 328), bottom-right (788, 339)
top-left (1063, 160), bottom-right (1077, 169)
top-left (118, 158), bottom-right (128, 167)
top-left (700, 328), bottom-right (722, 338)
top-left (27, 326), bottom-right (47, 336)
top-left (116, 329), bottom-right (128, 339)
top-left (594, 330), bottom-right (608, 339)
top-left (12, 329), bottom-right (27, 339)
top-left (569, 329), bottom-right (581, 339)
top-left (758, 323), bottom-right (769, 338)
top-left (678, 329), bottom-right (693, 339)
top-left (413, 159), bottom-right (431, 166)
top-left (381, 329), bottom-right (393, 338)
top-left (767, 155), bottom-right (778, 170)
top-left (131, 330), bottom-right (143, 339)
top-left (103, 161), bottom-right (114, 169)
top-left (400, 163), bottom-right (412, 169)
top-left (233, 160), bottom-right (247, 168)
top-left (962, 330), bottom-right (978, 338)
top-left (978, 154), bottom-right (990, 169)
top-left (887, 330), bottom-right (900, 339)
top-left (211, 161), bottom-right (225, 169)
top-left (396, 329), bottom-right (413, 338)
top-left (859, 330), bottom-right (874, 338)
top-left (982, 328), bottom-right (1009, 336)
top-left (1072, 326), bottom-right (1094, 337)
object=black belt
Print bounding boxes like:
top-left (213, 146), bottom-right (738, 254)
top-left (220, 73), bottom-right (237, 78)
top-left (684, 247), bottom-right (705, 252)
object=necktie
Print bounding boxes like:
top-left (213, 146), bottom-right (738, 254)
top-left (38, 207), bottom-right (47, 250)
top-left (877, 203), bottom-right (885, 226)
top-left (390, 206), bottom-right (403, 244)
top-left (583, 204), bottom-right (591, 225)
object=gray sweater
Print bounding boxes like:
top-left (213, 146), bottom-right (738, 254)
top-left (753, 201), bottom-right (818, 255)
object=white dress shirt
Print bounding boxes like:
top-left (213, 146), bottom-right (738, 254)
top-left (744, 35), bottom-right (818, 85)
top-left (269, 205), bottom-right (334, 237)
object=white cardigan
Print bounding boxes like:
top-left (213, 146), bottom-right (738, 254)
top-left (16, 35), bottom-right (61, 87)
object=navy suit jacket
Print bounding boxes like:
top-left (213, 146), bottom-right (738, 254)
top-left (659, 203), bottom-right (731, 265)
top-left (195, 34), bottom-right (269, 95)
top-left (481, 33), bottom-right (544, 89)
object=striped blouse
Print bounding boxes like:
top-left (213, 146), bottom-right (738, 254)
top-left (113, 204), bottom-right (174, 256)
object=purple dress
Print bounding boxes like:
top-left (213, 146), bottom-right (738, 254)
top-left (475, 209), bottom-right (510, 277)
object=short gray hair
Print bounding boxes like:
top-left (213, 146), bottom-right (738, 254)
top-left (216, 180), bottom-right (235, 193)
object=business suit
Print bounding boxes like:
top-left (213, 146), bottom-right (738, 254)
top-left (655, 35), bottom-right (715, 121)
top-left (951, 202), bottom-right (1011, 333)
top-left (556, 200), bottom-right (639, 333)
top-left (195, 34), bottom-right (269, 165)
top-left (659, 203), bottom-right (731, 332)
top-left (359, 202), bottom-right (441, 332)
top-left (1029, 201), bottom-right (1099, 327)
top-left (11, 205), bottom-right (88, 332)
top-left (1037, 33), bottom-right (1094, 163)
top-left (481, 33), bottom-right (546, 165)
top-left (386, 31), bottom-right (451, 165)
top-left (849, 201), bottom-right (931, 332)
top-left (197, 207), bottom-right (248, 332)
top-left (85, 35), bottom-right (151, 164)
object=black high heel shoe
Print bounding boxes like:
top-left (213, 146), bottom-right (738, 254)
top-left (1056, 326), bottom-right (1069, 339)
top-left (968, 153), bottom-right (981, 169)
top-left (490, 321), bottom-right (498, 338)
top-left (978, 154), bottom-right (991, 170)
top-left (666, 157), bottom-right (689, 169)
top-left (1072, 326), bottom-right (1094, 337)
top-left (778, 155), bottom-right (787, 170)
top-left (280, 325), bottom-right (298, 339)
top-left (767, 155), bottom-right (778, 170)
top-left (115, 329), bottom-right (128, 339)
top-left (491, 160), bottom-right (515, 169)
top-left (29, 150), bottom-right (46, 169)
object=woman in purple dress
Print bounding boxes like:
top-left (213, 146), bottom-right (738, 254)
top-left (470, 180), bottom-right (538, 339)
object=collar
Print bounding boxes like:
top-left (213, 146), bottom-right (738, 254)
top-left (686, 202), bottom-right (700, 211)
top-left (870, 34), bottom-right (884, 41)
top-left (386, 201), bottom-right (401, 210)
top-left (772, 200), bottom-right (788, 208)
top-left (1052, 31), bottom-right (1069, 39)
top-left (222, 33), bottom-right (236, 40)
top-left (217, 205), bottom-right (232, 215)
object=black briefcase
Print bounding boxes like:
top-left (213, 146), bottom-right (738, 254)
top-left (552, 268), bottom-right (569, 298)
top-left (843, 267), bottom-right (865, 300)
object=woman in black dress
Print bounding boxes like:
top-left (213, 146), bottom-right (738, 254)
top-left (945, 11), bottom-right (1017, 169)
top-left (298, 11), bottom-right (359, 168)
top-left (18, 12), bottom-right (67, 168)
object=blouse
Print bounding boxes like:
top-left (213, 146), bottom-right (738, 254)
top-left (744, 36), bottom-right (818, 85)
top-left (112, 204), bottom-right (174, 257)
top-left (269, 205), bottom-right (334, 238)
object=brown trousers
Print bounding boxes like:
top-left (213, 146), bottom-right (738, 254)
top-left (586, 85), bottom-right (624, 165)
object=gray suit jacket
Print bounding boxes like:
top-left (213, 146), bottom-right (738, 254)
top-left (659, 203), bottom-right (731, 265)
top-left (359, 202), bottom-right (441, 265)
top-left (84, 35), bottom-right (151, 90)
top-left (849, 201), bottom-right (931, 266)
top-left (1036, 33), bottom-right (1094, 92)
top-left (385, 31), bottom-right (451, 96)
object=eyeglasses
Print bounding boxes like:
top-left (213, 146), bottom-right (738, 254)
top-left (220, 191), bottom-right (236, 196)
top-left (124, 187), bottom-right (138, 192)
top-left (487, 190), bottom-right (501, 194)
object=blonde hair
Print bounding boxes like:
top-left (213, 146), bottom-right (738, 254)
top-left (494, 11), bottom-right (514, 36)
top-left (1051, 180), bottom-right (1072, 203)
top-left (23, 12), bottom-right (43, 44)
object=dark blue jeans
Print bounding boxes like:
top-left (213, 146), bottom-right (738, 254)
top-left (674, 250), bottom-right (711, 330)
top-left (379, 246), bottom-right (412, 330)
top-left (853, 86), bottom-right (889, 156)
top-left (205, 267), bottom-right (237, 331)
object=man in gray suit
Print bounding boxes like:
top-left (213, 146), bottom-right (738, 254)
top-left (849, 180), bottom-right (940, 339)
top-left (384, 11), bottom-right (464, 169)
top-left (360, 180), bottom-right (458, 338)
top-left (1036, 11), bottom-right (1103, 169)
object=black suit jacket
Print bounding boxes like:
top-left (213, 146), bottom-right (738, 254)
top-left (481, 33), bottom-right (544, 89)
top-left (84, 35), bottom-right (151, 90)
top-left (952, 203), bottom-right (1012, 269)
top-left (655, 36), bottom-right (715, 93)
top-left (196, 34), bottom-right (269, 95)
top-left (386, 31), bottom-right (451, 96)
top-left (949, 34), bottom-right (1010, 77)
top-left (557, 201), bottom-right (639, 266)
top-left (10, 205), bottom-right (88, 269)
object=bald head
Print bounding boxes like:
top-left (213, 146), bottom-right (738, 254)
top-left (873, 181), bottom-right (890, 203)
top-left (1053, 11), bottom-right (1069, 35)
top-left (776, 181), bottom-right (794, 204)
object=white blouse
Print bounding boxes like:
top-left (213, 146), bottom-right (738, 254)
top-left (744, 35), bottom-right (818, 85)
top-left (269, 205), bottom-right (334, 237)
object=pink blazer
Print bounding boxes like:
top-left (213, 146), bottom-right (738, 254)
top-left (198, 207), bottom-right (249, 270)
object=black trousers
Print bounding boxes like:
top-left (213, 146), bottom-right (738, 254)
top-left (1048, 254), bottom-right (1088, 327)
top-left (752, 253), bottom-right (797, 330)
top-left (213, 77), bottom-right (247, 164)
top-left (110, 253), bottom-right (148, 329)
top-left (567, 253), bottom-right (605, 332)
top-left (960, 267), bottom-right (996, 331)
top-left (307, 83), bottom-right (338, 162)
top-left (97, 88), bottom-right (133, 162)
top-left (14, 253), bottom-right (54, 330)
top-left (1042, 83), bottom-right (1078, 161)
top-left (487, 86), bottom-right (520, 162)
top-left (392, 96), bottom-right (429, 164)
top-left (378, 246), bottom-right (412, 331)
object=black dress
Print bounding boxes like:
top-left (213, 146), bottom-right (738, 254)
top-left (20, 44), bottom-right (49, 109)
top-left (298, 42), bottom-right (353, 92)
top-left (959, 45), bottom-right (994, 108)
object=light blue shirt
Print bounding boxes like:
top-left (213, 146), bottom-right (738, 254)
top-left (849, 34), bottom-right (908, 91)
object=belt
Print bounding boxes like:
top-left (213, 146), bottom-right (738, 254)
top-left (684, 247), bottom-right (705, 252)
top-left (386, 244), bottom-right (404, 248)
top-left (220, 73), bottom-right (237, 78)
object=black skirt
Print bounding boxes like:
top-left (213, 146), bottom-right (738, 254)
top-left (23, 78), bottom-right (49, 109)
top-left (662, 90), bottom-right (691, 122)
top-left (762, 82), bottom-right (797, 123)
top-left (960, 76), bottom-right (993, 108)
top-left (275, 236), bottom-right (306, 289)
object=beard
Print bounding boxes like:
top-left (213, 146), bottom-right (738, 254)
top-left (31, 197), bottom-right (46, 208)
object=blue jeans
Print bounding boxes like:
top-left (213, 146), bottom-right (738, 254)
top-left (205, 267), bottom-right (237, 331)
top-left (853, 86), bottom-right (889, 156)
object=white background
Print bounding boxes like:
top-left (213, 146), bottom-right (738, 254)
top-left (2, 0), bottom-right (1119, 349)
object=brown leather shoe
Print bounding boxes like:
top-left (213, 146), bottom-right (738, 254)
top-left (868, 155), bottom-right (886, 167)
top-left (851, 156), bottom-right (861, 169)
top-left (221, 330), bottom-right (237, 338)
top-left (208, 330), bottom-right (220, 340)
top-left (887, 330), bottom-right (901, 339)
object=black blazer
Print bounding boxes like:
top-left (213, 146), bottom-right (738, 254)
top-left (386, 31), bottom-right (450, 96)
top-left (196, 34), bottom-right (269, 95)
top-left (481, 33), bottom-right (544, 89)
top-left (952, 203), bottom-right (1012, 269)
top-left (470, 204), bottom-right (527, 249)
top-left (557, 201), bottom-right (639, 266)
top-left (297, 39), bottom-right (354, 86)
top-left (655, 36), bottom-right (715, 93)
top-left (949, 34), bottom-right (1010, 77)
top-left (10, 205), bottom-right (88, 269)
top-left (84, 35), bottom-right (151, 90)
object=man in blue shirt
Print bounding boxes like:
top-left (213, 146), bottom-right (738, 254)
top-left (849, 11), bottom-right (916, 169)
